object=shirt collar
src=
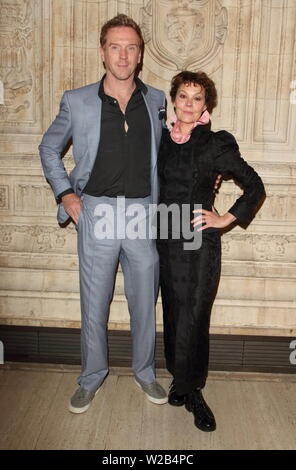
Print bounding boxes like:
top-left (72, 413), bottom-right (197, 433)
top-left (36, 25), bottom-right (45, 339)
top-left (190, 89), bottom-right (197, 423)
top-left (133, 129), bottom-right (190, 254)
top-left (98, 74), bottom-right (147, 101)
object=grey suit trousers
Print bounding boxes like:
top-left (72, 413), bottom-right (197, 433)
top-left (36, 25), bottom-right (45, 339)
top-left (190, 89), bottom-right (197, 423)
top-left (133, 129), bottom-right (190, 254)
top-left (76, 194), bottom-right (159, 391)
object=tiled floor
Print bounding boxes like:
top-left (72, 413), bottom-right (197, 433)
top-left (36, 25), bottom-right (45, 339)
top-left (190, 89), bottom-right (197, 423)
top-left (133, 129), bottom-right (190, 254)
top-left (0, 363), bottom-right (295, 450)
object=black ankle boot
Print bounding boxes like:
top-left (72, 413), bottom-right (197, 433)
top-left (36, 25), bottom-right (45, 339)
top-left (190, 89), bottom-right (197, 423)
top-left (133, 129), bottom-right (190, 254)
top-left (185, 389), bottom-right (216, 432)
top-left (168, 380), bottom-right (186, 407)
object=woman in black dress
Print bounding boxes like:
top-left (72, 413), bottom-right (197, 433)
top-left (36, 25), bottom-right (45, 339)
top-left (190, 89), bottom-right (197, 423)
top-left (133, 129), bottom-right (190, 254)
top-left (157, 71), bottom-right (265, 432)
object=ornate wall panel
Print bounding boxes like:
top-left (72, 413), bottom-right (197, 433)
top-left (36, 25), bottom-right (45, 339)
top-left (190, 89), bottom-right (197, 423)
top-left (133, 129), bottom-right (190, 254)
top-left (0, 0), bottom-right (43, 134)
top-left (0, 0), bottom-right (295, 337)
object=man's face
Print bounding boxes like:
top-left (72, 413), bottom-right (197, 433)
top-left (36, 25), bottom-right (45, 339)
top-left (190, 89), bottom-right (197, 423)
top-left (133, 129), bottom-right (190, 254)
top-left (100, 26), bottom-right (142, 81)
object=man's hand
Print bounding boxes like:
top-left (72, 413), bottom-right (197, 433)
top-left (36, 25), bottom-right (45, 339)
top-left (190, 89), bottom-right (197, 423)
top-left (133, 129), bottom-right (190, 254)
top-left (214, 174), bottom-right (222, 192)
top-left (61, 193), bottom-right (83, 224)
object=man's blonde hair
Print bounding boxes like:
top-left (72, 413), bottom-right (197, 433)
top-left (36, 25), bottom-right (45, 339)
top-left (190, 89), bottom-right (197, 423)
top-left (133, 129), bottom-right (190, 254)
top-left (100, 14), bottom-right (144, 54)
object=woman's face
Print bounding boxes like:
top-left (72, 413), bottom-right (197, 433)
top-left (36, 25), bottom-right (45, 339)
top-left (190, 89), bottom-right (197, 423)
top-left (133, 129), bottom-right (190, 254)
top-left (173, 82), bottom-right (207, 125)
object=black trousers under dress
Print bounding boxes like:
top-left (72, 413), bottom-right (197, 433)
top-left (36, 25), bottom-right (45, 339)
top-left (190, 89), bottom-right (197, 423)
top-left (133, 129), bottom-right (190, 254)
top-left (157, 232), bottom-right (221, 396)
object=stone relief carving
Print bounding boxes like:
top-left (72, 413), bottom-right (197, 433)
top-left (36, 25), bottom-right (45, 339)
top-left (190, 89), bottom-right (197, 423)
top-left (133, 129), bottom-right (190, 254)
top-left (0, 222), bottom-right (295, 263)
top-left (0, 224), bottom-right (75, 252)
top-left (217, 188), bottom-right (296, 222)
top-left (140, 0), bottom-right (227, 70)
top-left (0, 0), bottom-right (33, 121)
top-left (0, 185), bottom-right (9, 210)
top-left (222, 233), bottom-right (296, 262)
top-left (14, 183), bottom-right (56, 213)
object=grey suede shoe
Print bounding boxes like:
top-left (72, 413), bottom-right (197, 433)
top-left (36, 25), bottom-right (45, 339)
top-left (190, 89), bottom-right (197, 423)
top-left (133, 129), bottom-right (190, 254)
top-left (69, 387), bottom-right (99, 414)
top-left (135, 379), bottom-right (168, 404)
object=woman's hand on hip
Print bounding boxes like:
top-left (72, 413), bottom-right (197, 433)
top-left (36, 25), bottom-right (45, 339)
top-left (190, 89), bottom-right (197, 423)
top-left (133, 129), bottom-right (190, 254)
top-left (191, 209), bottom-right (236, 231)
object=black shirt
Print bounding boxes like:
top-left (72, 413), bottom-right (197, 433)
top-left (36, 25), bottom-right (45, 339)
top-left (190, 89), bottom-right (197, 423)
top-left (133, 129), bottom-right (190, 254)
top-left (83, 75), bottom-right (151, 198)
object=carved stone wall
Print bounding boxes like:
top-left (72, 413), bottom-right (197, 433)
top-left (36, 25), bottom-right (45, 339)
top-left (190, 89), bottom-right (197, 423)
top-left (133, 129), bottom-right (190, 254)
top-left (0, 0), bottom-right (295, 336)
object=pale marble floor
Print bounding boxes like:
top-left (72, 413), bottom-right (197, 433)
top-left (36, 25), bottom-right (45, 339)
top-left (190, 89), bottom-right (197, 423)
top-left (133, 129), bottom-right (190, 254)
top-left (0, 363), bottom-right (295, 450)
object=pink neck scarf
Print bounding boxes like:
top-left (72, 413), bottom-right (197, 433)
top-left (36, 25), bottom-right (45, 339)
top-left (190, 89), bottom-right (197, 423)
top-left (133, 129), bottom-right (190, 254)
top-left (170, 110), bottom-right (210, 144)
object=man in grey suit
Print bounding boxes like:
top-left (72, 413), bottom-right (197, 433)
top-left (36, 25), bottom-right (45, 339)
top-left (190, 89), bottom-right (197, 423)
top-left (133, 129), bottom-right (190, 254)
top-left (39, 14), bottom-right (167, 413)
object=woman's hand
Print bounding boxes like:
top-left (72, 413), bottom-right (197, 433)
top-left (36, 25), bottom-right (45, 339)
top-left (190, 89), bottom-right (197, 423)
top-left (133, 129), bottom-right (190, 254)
top-left (191, 209), bottom-right (236, 231)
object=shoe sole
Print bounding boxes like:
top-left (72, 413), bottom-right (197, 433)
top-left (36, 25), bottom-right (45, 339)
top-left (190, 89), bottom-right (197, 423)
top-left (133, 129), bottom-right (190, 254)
top-left (134, 379), bottom-right (168, 405)
top-left (68, 388), bottom-right (100, 414)
top-left (168, 397), bottom-right (185, 407)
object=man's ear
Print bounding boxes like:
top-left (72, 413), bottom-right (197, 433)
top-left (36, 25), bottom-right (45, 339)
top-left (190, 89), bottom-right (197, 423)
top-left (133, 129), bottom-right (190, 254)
top-left (100, 47), bottom-right (106, 68)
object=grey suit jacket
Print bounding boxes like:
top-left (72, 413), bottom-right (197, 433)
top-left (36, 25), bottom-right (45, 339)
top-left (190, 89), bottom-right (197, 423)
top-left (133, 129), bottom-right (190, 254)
top-left (39, 80), bottom-right (166, 223)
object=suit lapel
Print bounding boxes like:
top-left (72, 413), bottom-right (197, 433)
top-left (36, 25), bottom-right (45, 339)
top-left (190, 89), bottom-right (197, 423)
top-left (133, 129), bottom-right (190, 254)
top-left (84, 83), bottom-right (102, 168)
top-left (142, 88), bottom-right (159, 174)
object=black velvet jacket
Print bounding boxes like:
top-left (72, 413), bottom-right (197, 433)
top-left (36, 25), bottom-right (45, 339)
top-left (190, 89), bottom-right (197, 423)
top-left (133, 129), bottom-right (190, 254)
top-left (158, 125), bottom-right (266, 225)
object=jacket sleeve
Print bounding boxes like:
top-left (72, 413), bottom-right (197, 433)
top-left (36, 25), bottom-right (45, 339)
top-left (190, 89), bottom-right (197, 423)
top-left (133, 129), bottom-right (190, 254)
top-left (38, 91), bottom-right (73, 200)
top-left (213, 131), bottom-right (266, 224)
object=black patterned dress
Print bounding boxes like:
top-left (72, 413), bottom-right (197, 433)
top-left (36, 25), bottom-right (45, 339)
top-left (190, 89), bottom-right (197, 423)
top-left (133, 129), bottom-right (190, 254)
top-left (157, 125), bottom-right (265, 395)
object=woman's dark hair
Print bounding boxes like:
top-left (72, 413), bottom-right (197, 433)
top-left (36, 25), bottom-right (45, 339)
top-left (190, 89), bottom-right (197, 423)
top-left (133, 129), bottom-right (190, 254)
top-left (170, 71), bottom-right (218, 114)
